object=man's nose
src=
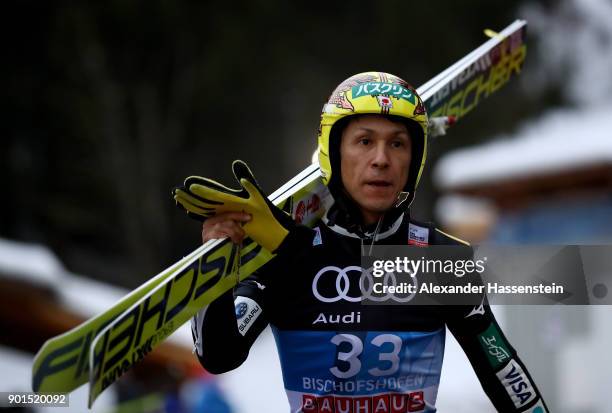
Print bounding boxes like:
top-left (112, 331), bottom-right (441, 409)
top-left (371, 142), bottom-right (390, 168)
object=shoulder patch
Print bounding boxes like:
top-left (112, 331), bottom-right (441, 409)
top-left (234, 296), bottom-right (262, 336)
top-left (408, 223), bottom-right (429, 246)
top-left (312, 226), bottom-right (323, 246)
top-left (435, 228), bottom-right (470, 246)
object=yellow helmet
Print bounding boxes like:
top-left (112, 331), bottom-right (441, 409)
top-left (317, 71), bottom-right (428, 207)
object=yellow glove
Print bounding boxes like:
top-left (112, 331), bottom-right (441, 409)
top-left (173, 160), bottom-right (293, 253)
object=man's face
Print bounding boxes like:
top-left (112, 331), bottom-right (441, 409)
top-left (339, 114), bottom-right (412, 225)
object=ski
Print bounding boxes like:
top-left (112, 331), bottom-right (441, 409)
top-left (31, 248), bottom-right (197, 393)
top-left (30, 20), bottom-right (527, 408)
top-left (30, 163), bottom-right (325, 393)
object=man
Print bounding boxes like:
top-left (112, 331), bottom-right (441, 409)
top-left (174, 72), bottom-right (548, 412)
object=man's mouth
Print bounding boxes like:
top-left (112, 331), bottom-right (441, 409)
top-left (365, 180), bottom-right (392, 188)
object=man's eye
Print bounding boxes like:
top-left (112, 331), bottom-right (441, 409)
top-left (391, 141), bottom-right (404, 148)
top-left (358, 138), bottom-right (370, 145)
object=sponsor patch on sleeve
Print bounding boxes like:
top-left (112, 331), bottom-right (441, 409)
top-left (478, 323), bottom-right (512, 368)
top-left (495, 359), bottom-right (536, 409)
top-left (234, 296), bottom-right (262, 336)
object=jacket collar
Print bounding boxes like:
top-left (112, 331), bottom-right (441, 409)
top-left (322, 210), bottom-right (405, 240)
top-left (322, 187), bottom-right (407, 240)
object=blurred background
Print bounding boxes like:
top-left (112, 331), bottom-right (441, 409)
top-left (1, 0), bottom-right (611, 412)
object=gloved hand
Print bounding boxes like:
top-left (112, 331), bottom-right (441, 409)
top-left (173, 160), bottom-right (293, 253)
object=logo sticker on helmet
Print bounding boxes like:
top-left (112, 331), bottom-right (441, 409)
top-left (328, 74), bottom-right (378, 112)
top-left (352, 82), bottom-right (416, 104)
top-left (376, 95), bottom-right (393, 110)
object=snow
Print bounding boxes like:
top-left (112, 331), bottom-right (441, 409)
top-left (0, 237), bottom-right (193, 348)
top-left (434, 103), bottom-right (612, 189)
top-left (435, 0), bottom-right (612, 190)
top-left (435, 195), bottom-right (497, 228)
top-left (563, 307), bottom-right (612, 410)
top-left (0, 238), bottom-right (64, 286)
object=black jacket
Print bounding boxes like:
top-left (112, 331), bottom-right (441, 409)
top-left (191, 212), bottom-right (548, 413)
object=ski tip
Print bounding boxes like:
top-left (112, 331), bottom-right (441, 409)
top-left (483, 28), bottom-right (502, 39)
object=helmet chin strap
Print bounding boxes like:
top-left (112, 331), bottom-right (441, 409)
top-left (394, 191), bottom-right (410, 208)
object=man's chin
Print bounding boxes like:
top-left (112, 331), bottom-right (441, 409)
top-left (361, 201), bottom-right (396, 216)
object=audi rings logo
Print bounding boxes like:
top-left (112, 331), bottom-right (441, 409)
top-left (312, 266), bottom-right (362, 303)
top-left (311, 266), bottom-right (418, 303)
